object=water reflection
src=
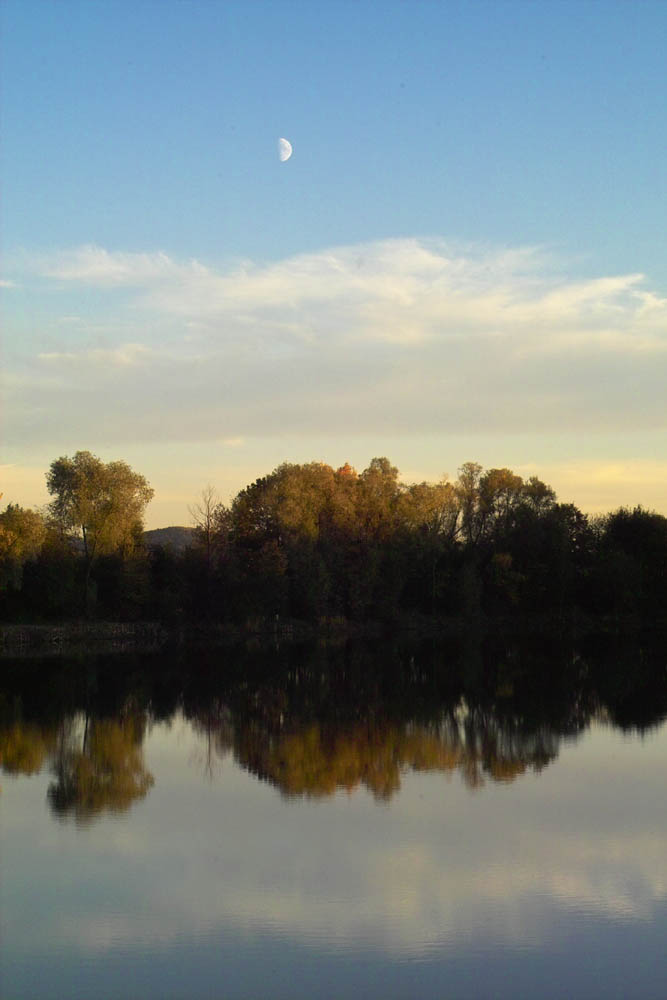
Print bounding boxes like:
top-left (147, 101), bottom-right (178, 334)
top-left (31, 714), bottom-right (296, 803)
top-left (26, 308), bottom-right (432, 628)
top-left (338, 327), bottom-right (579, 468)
top-left (2, 632), bottom-right (666, 816)
top-left (198, 711), bottom-right (560, 798)
top-left (48, 714), bottom-right (154, 821)
top-left (0, 719), bottom-right (56, 775)
top-left (2, 634), bottom-right (667, 1000)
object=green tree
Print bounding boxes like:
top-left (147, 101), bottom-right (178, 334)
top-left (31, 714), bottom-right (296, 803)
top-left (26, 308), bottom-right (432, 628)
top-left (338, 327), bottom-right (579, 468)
top-left (594, 506), bottom-right (667, 619)
top-left (522, 475), bottom-right (557, 513)
top-left (456, 461), bottom-right (484, 546)
top-left (46, 451), bottom-right (153, 613)
top-left (0, 504), bottom-right (46, 592)
top-left (356, 457), bottom-right (400, 541)
top-left (454, 463), bottom-right (558, 617)
top-left (398, 480), bottom-right (460, 613)
top-left (479, 468), bottom-right (525, 540)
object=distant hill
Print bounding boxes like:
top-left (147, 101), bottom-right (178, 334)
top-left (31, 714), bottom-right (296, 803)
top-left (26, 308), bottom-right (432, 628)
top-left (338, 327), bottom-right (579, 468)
top-left (143, 526), bottom-right (195, 553)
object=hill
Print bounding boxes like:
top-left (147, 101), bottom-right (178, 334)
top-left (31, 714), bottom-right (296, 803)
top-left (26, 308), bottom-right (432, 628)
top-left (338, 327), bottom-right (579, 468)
top-left (143, 526), bottom-right (195, 553)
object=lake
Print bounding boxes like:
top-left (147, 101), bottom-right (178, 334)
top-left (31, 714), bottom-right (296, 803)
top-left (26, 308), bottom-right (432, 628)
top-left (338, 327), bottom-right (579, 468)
top-left (2, 634), bottom-right (666, 999)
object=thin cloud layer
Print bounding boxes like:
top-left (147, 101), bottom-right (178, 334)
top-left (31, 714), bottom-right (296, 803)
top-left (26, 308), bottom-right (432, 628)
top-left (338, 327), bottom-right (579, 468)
top-left (5, 238), bottom-right (667, 450)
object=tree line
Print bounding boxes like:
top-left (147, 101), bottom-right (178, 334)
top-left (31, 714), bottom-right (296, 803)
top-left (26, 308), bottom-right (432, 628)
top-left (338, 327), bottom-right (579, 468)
top-left (2, 450), bottom-right (667, 626)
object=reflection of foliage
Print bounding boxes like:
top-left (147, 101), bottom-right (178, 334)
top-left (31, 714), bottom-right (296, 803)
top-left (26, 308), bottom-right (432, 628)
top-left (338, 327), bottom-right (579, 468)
top-left (0, 721), bottom-right (56, 775)
top-left (190, 699), bottom-right (234, 779)
top-left (3, 631), bottom-right (666, 817)
top-left (48, 715), bottom-right (154, 822)
top-left (231, 713), bottom-right (558, 800)
top-left (178, 633), bottom-right (667, 800)
top-left (458, 712), bottom-right (557, 787)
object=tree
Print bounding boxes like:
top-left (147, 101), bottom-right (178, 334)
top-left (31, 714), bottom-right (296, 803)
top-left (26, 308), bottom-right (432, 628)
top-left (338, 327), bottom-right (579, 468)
top-left (478, 468), bottom-right (525, 540)
top-left (187, 485), bottom-right (234, 620)
top-left (189, 485), bottom-right (219, 571)
top-left (0, 504), bottom-right (46, 591)
top-left (522, 476), bottom-right (557, 513)
top-left (456, 461), bottom-right (484, 546)
top-left (356, 457), bottom-right (400, 541)
top-left (454, 463), bottom-right (555, 617)
top-left (594, 506), bottom-right (667, 619)
top-left (46, 451), bottom-right (154, 613)
top-left (395, 481), bottom-right (460, 613)
top-left (228, 463), bottom-right (337, 619)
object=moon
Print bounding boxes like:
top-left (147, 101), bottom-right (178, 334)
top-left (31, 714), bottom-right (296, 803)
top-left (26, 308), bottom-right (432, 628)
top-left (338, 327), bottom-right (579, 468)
top-left (278, 137), bottom-right (293, 162)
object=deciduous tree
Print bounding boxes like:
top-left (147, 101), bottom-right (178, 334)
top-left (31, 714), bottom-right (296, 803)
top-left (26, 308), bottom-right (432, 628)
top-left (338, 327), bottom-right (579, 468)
top-left (46, 451), bottom-right (153, 612)
top-left (0, 504), bottom-right (46, 590)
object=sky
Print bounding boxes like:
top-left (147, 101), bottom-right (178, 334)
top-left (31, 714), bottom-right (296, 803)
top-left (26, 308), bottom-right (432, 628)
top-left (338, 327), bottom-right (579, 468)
top-left (2, 0), bottom-right (666, 527)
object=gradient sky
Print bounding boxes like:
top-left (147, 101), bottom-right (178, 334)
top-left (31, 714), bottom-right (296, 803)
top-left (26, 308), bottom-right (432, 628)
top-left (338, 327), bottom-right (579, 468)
top-left (2, 0), bottom-right (666, 526)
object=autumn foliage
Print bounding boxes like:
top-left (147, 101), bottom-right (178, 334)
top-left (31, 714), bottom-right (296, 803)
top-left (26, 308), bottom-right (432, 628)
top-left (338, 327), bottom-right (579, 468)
top-left (2, 453), bottom-right (667, 626)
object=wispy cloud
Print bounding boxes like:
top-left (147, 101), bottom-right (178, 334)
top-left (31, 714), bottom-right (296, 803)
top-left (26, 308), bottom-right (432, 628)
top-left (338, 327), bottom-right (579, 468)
top-left (4, 239), bottom-right (667, 457)
top-left (33, 239), bottom-right (667, 351)
top-left (40, 245), bottom-right (208, 288)
top-left (38, 343), bottom-right (154, 367)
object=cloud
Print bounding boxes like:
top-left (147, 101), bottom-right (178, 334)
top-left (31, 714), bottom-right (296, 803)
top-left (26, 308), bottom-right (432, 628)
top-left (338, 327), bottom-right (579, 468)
top-left (40, 245), bottom-right (208, 288)
top-left (38, 343), bottom-right (154, 367)
top-left (4, 239), bottom-right (667, 456)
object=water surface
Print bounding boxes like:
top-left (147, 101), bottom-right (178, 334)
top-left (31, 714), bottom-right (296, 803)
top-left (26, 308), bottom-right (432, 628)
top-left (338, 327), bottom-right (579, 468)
top-left (2, 636), bottom-right (666, 999)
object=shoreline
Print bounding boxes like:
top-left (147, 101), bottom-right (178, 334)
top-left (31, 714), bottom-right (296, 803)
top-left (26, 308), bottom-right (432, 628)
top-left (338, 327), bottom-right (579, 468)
top-left (2, 611), bottom-right (664, 656)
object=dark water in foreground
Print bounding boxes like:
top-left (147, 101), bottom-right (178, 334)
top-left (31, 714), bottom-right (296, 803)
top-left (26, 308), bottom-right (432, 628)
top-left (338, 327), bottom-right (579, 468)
top-left (2, 635), bottom-right (667, 999)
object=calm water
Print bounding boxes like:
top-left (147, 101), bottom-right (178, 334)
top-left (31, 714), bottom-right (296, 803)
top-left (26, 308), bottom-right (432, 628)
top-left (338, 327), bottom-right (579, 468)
top-left (2, 636), bottom-right (667, 999)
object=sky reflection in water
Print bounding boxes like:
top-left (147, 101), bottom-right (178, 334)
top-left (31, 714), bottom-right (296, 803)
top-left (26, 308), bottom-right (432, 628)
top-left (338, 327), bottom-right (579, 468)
top-left (2, 642), bottom-right (667, 999)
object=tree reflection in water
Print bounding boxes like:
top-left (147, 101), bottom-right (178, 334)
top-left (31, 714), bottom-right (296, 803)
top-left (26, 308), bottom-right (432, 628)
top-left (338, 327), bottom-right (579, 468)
top-left (0, 720), bottom-right (57, 775)
top-left (47, 714), bottom-right (154, 822)
top-left (1, 632), bottom-right (666, 820)
top-left (193, 709), bottom-right (560, 800)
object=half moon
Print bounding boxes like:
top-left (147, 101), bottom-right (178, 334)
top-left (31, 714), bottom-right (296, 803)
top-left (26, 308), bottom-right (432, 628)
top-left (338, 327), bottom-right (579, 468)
top-left (278, 137), bottom-right (293, 162)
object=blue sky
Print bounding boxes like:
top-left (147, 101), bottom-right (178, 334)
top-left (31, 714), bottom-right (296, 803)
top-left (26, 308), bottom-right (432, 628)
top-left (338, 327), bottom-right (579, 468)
top-left (2, 0), bottom-right (667, 525)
